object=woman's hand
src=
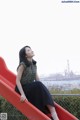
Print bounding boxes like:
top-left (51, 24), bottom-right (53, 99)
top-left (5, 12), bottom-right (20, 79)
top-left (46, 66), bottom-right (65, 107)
top-left (20, 94), bottom-right (28, 102)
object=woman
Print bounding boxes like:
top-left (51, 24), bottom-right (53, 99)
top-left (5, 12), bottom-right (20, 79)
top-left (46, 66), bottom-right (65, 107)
top-left (15, 45), bottom-right (59, 120)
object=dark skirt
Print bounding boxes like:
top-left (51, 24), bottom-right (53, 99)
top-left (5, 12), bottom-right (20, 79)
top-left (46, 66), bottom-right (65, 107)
top-left (15, 81), bottom-right (54, 115)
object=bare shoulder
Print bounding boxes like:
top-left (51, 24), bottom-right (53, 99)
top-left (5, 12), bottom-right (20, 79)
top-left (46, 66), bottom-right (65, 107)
top-left (17, 64), bottom-right (25, 73)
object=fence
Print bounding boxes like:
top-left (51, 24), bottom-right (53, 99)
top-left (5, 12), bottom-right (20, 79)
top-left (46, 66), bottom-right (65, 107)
top-left (52, 94), bottom-right (80, 120)
top-left (0, 94), bottom-right (80, 120)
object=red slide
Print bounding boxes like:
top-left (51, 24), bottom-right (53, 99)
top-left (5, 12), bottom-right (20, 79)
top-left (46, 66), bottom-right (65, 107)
top-left (0, 57), bottom-right (78, 120)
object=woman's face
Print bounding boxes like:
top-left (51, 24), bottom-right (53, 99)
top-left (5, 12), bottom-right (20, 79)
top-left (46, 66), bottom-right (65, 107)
top-left (25, 47), bottom-right (35, 58)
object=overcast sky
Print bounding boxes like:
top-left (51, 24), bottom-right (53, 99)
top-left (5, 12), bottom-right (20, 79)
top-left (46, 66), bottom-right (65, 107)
top-left (0, 0), bottom-right (80, 76)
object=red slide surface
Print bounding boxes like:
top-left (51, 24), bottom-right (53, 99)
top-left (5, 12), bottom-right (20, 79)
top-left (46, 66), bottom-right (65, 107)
top-left (0, 57), bottom-right (78, 120)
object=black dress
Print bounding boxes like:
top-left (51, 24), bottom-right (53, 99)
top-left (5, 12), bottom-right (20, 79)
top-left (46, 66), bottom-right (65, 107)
top-left (15, 62), bottom-right (54, 116)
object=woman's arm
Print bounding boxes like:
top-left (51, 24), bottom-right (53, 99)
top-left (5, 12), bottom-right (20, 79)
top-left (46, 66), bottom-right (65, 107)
top-left (16, 65), bottom-right (28, 102)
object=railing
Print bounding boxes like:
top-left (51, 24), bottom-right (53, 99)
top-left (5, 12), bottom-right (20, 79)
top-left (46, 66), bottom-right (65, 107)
top-left (52, 94), bottom-right (80, 96)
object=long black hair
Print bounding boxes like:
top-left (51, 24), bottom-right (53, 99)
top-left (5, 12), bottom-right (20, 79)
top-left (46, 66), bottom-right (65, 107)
top-left (19, 46), bottom-right (36, 67)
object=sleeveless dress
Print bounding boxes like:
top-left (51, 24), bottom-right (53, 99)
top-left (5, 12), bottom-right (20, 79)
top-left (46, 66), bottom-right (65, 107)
top-left (15, 62), bottom-right (54, 117)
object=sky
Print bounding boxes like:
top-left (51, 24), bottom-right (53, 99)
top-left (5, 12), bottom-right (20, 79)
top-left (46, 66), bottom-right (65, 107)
top-left (0, 0), bottom-right (80, 76)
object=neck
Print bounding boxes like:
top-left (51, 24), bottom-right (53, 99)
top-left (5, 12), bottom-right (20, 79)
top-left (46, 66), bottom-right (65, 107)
top-left (27, 58), bottom-right (33, 62)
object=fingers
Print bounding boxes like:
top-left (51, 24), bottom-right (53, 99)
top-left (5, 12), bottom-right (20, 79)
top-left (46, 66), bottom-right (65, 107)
top-left (20, 95), bottom-right (28, 102)
top-left (20, 97), bottom-right (26, 102)
top-left (20, 98), bottom-right (26, 102)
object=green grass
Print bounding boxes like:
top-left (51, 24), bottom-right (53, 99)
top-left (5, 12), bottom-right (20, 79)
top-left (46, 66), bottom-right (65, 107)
top-left (50, 88), bottom-right (80, 94)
